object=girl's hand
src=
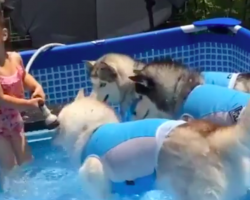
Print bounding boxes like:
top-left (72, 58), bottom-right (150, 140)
top-left (28, 97), bottom-right (44, 108)
top-left (31, 85), bottom-right (45, 101)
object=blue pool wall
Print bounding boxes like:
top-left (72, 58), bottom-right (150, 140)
top-left (19, 19), bottom-right (250, 108)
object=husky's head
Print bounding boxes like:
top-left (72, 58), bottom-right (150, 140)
top-left (129, 60), bottom-right (202, 118)
top-left (131, 95), bottom-right (172, 120)
top-left (53, 89), bottom-right (119, 152)
top-left (86, 53), bottom-right (144, 105)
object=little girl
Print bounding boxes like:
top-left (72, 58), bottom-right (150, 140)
top-left (0, 15), bottom-right (45, 187)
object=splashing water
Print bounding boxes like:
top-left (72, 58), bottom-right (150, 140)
top-left (2, 167), bottom-right (83, 200)
top-left (0, 144), bottom-right (85, 200)
top-left (0, 142), bottom-right (173, 200)
top-left (1, 140), bottom-right (250, 200)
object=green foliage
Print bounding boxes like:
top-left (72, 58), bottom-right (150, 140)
top-left (182, 0), bottom-right (250, 27)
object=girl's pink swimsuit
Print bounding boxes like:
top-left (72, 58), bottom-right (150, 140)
top-left (0, 58), bottom-right (24, 137)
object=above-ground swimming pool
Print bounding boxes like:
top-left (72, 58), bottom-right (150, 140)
top-left (3, 17), bottom-right (250, 200)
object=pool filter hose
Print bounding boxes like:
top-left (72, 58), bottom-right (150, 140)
top-left (26, 43), bottom-right (65, 129)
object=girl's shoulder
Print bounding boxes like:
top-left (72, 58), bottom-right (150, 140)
top-left (7, 51), bottom-right (22, 61)
top-left (6, 52), bottom-right (24, 75)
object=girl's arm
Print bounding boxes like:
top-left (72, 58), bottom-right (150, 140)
top-left (24, 72), bottom-right (43, 92)
top-left (13, 52), bottom-right (45, 99)
top-left (0, 84), bottom-right (31, 111)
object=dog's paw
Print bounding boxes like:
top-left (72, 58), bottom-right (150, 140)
top-left (79, 156), bottom-right (110, 200)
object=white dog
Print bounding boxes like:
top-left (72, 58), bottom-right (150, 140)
top-left (53, 89), bottom-right (250, 200)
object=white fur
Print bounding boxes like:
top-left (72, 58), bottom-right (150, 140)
top-left (79, 156), bottom-right (110, 200)
top-left (91, 77), bottom-right (121, 104)
top-left (54, 89), bottom-right (119, 199)
top-left (54, 89), bottom-right (170, 199)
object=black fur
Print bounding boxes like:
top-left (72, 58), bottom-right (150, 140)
top-left (129, 60), bottom-right (203, 115)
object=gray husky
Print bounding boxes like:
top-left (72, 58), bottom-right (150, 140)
top-left (53, 88), bottom-right (250, 200)
top-left (86, 53), bottom-right (144, 118)
top-left (86, 53), bottom-right (250, 120)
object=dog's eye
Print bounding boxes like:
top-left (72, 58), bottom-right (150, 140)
top-left (100, 83), bottom-right (106, 88)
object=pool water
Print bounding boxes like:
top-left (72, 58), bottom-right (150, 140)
top-left (2, 135), bottom-right (250, 200)
top-left (0, 138), bottom-right (173, 200)
top-left (0, 139), bottom-right (83, 200)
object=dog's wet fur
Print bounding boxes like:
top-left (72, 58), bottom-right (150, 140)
top-left (54, 88), bottom-right (250, 200)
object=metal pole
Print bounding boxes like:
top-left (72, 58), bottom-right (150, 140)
top-left (144, 0), bottom-right (155, 30)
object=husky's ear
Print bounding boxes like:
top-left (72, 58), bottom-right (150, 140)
top-left (89, 91), bottom-right (97, 99)
top-left (86, 61), bottom-right (96, 70)
top-left (98, 62), bottom-right (117, 82)
top-left (134, 61), bottom-right (145, 72)
top-left (180, 113), bottom-right (194, 122)
top-left (129, 75), bottom-right (154, 96)
top-left (75, 89), bottom-right (85, 101)
top-left (129, 75), bottom-right (149, 87)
